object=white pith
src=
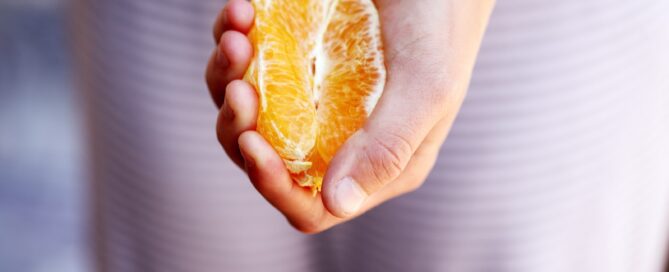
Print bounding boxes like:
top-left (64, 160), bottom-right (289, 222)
top-left (361, 0), bottom-right (385, 115)
top-left (252, 0), bottom-right (386, 183)
top-left (309, 0), bottom-right (339, 108)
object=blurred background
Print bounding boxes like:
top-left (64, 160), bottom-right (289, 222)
top-left (2, 0), bottom-right (669, 271)
top-left (0, 0), bottom-right (90, 271)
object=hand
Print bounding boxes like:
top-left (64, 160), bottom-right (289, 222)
top-left (206, 0), bottom-right (495, 233)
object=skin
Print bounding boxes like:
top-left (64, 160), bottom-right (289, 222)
top-left (206, 0), bottom-right (495, 233)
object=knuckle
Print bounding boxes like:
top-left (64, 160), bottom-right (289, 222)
top-left (364, 132), bottom-right (413, 186)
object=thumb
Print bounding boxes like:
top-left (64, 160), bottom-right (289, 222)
top-left (321, 76), bottom-right (448, 218)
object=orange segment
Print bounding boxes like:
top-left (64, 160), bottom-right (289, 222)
top-left (245, 0), bottom-right (385, 192)
top-left (317, 0), bottom-right (385, 164)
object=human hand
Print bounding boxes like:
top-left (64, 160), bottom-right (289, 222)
top-left (206, 0), bottom-right (495, 233)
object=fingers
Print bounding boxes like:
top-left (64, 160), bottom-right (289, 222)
top-left (321, 61), bottom-right (461, 218)
top-left (367, 116), bottom-right (452, 202)
top-left (364, 147), bottom-right (438, 207)
top-left (319, 0), bottom-right (487, 218)
top-left (206, 0), bottom-right (254, 108)
top-left (238, 131), bottom-right (340, 233)
top-left (266, 124), bottom-right (441, 234)
top-left (205, 31), bottom-right (253, 108)
top-left (216, 80), bottom-right (258, 168)
top-left (212, 0), bottom-right (254, 43)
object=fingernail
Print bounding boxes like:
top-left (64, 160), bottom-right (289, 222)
top-left (333, 177), bottom-right (367, 216)
top-left (217, 47), bottom-right (229, 68)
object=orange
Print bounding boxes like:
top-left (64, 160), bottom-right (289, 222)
top-left (244, 0), bottom-right (385, 192)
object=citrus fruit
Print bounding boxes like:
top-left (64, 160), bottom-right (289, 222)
top-left (244, 0), bottom-right (386, 192)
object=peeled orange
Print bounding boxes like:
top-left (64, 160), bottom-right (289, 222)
top-left (244, 0), bottom-right (386, 192)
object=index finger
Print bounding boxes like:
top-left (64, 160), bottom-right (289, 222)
top-left (237, 131), bottom-right (339, 233)
top-left (213, 0), bottom-right (255, 43)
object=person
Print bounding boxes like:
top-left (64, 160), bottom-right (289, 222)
top-left (75, 0), bottom-right (669, 271)
top-left (206, 0), bottom-right (493, 232)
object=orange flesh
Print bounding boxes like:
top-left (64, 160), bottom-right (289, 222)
top-left (245, 0), bottom-right (385, 192)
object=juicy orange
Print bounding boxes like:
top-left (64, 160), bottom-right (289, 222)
top-left (244, 0), bottom-right (385, 192)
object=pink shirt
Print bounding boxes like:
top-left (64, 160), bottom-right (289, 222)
top-left (74, 0), bottom-right (669, 271)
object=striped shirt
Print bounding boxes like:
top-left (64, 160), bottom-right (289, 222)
top-left (73, 0), bottom-right (669, 271)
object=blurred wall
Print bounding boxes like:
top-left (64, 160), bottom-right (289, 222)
top-left (0, 0), bottom-right (89, 271)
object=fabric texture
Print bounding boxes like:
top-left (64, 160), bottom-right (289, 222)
top-left (73, 0), bottom-right (669, 271)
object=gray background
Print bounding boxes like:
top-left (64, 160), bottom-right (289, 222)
top-left (0, 0), bottom-right (88, 271)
